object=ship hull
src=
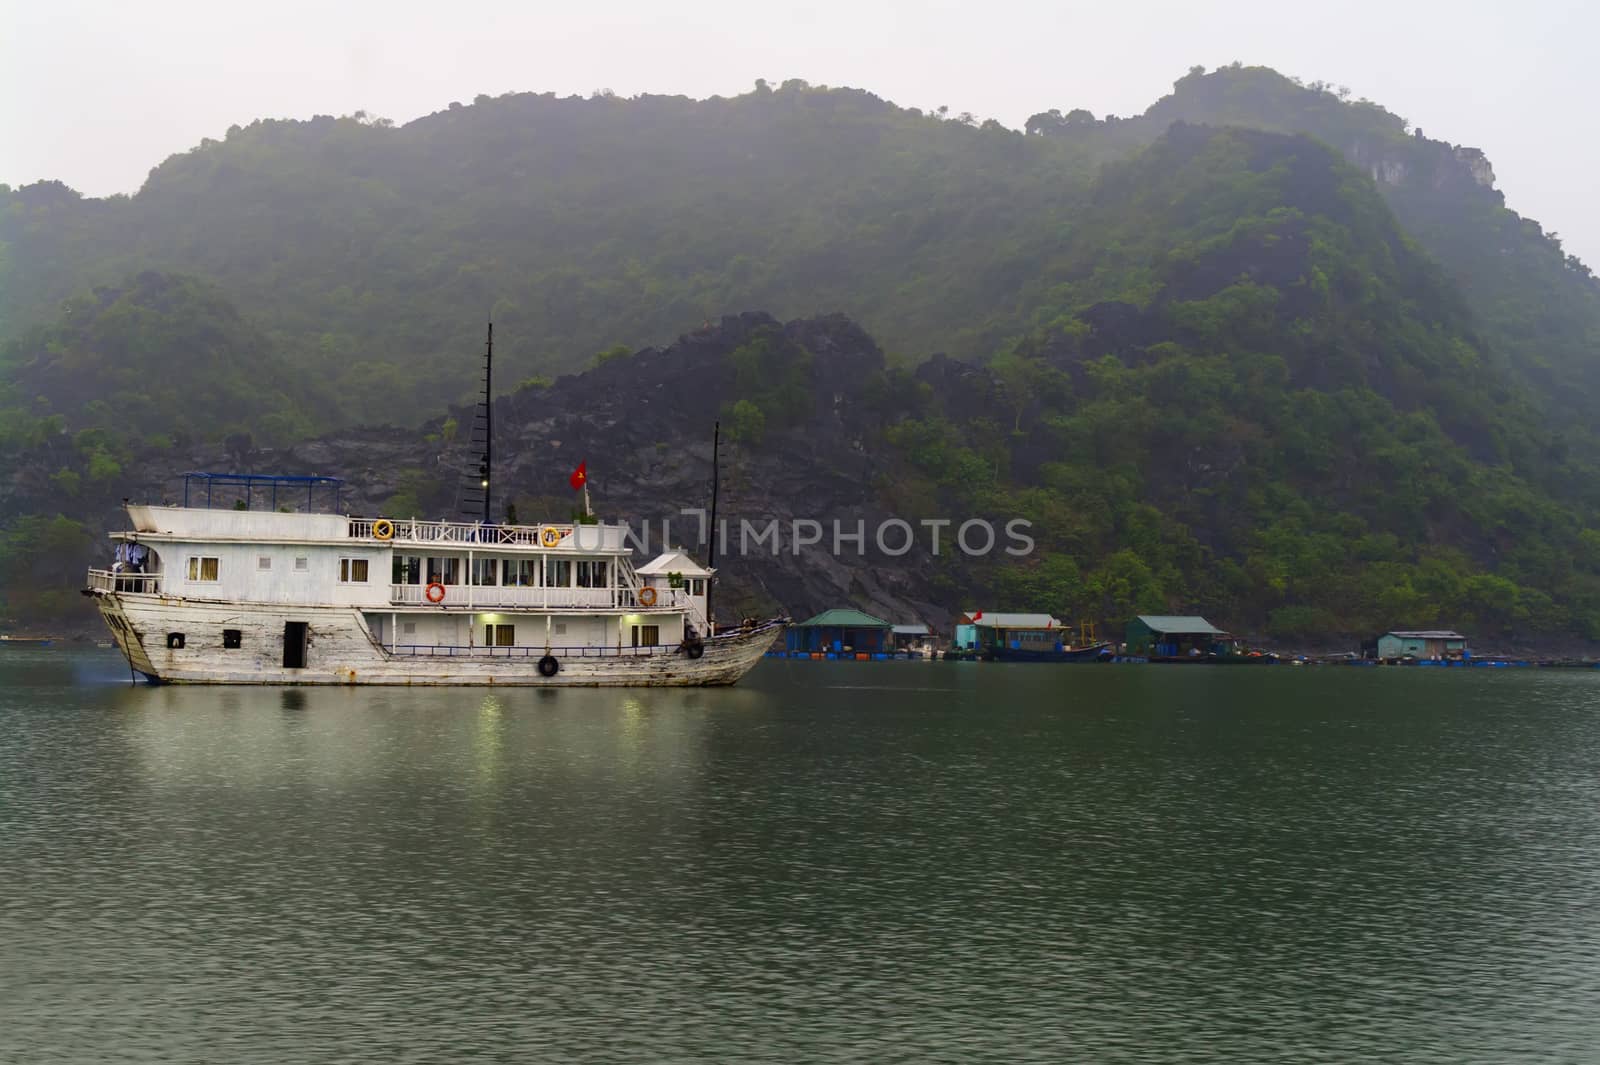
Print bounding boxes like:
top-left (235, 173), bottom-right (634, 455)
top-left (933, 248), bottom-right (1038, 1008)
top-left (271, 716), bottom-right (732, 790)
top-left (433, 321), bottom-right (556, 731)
top-left (92, 592), bottom-right (781, 686)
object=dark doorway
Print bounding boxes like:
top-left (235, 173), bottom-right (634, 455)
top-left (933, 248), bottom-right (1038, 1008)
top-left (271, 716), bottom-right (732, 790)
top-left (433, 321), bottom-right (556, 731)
top-left (283, 622), bottom-right (308, 669)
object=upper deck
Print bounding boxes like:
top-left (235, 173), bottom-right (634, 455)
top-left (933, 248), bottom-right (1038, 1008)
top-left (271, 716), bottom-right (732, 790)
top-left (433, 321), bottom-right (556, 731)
top-left (93, 474), bottom-right (712, 626)
top-left (123, 471), bottom-right (630, 554)
top-left (123, 505), bottom-right (632, 554)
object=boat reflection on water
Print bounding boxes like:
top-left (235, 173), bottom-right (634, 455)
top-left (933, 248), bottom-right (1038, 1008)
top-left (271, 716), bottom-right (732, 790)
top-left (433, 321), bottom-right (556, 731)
top-left (112, 682), bottom-right (770, 789)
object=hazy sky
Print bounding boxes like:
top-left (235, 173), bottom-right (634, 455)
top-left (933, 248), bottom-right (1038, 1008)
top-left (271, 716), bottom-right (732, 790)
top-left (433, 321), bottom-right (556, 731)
top-left (4, 0), bottom-right (1595, 267)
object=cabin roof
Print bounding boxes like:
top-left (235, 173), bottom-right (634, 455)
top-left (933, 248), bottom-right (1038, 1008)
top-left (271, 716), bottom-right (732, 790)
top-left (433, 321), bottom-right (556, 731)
top-left (180, 471), bottom-right (344, 511)
top-left (961, 612), bottom-right (1061, 628)
top-left (182, 471), bottom-right (343, 485)
top-left (892, 624), bottom-right (930, 636)
top-left (635, 549), bottom-right (711, 576)
top-left (1383, 630), bottom-right (1466, 640)
top-left (795, 608), bottom-right (892, 628)
top-left (1135, 615), bottom-right (1226, 635)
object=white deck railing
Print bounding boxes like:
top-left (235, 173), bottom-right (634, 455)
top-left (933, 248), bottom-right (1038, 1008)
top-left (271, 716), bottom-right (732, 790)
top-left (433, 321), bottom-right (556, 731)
top-left (390, 643), bottom-right (683, 659)
top-left (349, 517), bottom-right (623, 548)
top-left (86, 568), bottom-right (162, 594)
top-left (388, 584), bottom-right (697, 612)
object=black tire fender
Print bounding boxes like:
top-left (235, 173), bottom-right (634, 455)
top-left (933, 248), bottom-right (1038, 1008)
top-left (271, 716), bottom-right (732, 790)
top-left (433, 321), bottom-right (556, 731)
top-left (537, 654), bottom-right (560, 677)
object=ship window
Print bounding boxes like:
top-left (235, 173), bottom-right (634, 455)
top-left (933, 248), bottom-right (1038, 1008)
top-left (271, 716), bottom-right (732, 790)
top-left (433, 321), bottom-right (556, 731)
top-left (630, 624), bottom-right (660, 647)
top-left (257, 556), bottom-right (272, 571)
top-left (402, 622), bottom-right (417, 635)
top-left (501, 558), bottom-right (535, 586)
top-left (470, 558), bottom-right (499, 586)
top-left (186, 557), bottom-right (219, 582)
top-left (339, 558), bottom-right (370, 583)
top-left (689, 578), bottom-right (705, 596)
top-left (576, 560), bottom-right (609, 588)
top-left (393, 555), bottom-right (422, 585)
top-left (223, 628), bottom-right (242, 649)
top-left (294, 557), bottom-right (309, 572)
top-left (426, 557), bottom-right (461, 585)
top-left (553, 622), bottom-right (567, 636)
top-left (546, 559), bottom-right (572, 587)
top-left (166, 632), bottom-right (185, 649)
top-left (484, 624), bottom-right (515, 647)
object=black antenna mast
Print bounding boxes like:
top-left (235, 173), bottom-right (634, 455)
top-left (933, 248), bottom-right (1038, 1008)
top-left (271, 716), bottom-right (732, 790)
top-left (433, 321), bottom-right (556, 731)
top-left (481, 322), bottom-right (493, 523)
top-left (707, 420), bottom-right (720, 631)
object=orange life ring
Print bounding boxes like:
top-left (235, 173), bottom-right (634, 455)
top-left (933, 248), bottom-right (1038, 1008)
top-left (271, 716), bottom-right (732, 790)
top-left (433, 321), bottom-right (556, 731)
top-left (425, 581), bottom-right (446, 604)
top-left (637, 586), bottom-right (657, 607)
top-left (372, 518), bottom-right (395, 541)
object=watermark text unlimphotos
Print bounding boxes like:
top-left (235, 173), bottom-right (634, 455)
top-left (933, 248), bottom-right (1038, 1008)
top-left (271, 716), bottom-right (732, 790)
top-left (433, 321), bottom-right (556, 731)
top-left (564, 510), bottom-right (1034, 558)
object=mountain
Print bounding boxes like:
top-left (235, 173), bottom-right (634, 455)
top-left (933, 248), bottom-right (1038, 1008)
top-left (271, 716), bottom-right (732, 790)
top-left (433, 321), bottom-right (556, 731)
top-left (1026, 64), bottom-right (1600, 424)
top-left (0, 85), bottom-right (1098, 423)
top-left (11, 122), bottom-right (1600, 644)
top-left (8, 69), bottom-right (1597, 436)
top-left (7, 69), bottom-right (1600, 644)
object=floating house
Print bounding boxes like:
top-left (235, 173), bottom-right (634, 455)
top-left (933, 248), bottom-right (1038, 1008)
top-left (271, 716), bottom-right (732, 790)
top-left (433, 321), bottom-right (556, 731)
top-left (1125, 615), bottom-right (1233, 658)
top-left (891, 623), bottom-right (933, 653)
top-left (786, 609), bottom-right (893, 655)
top-left (1371, 630), bottom-right (1468, 661)
top-left (954, 612), bottom-right (1061, 651)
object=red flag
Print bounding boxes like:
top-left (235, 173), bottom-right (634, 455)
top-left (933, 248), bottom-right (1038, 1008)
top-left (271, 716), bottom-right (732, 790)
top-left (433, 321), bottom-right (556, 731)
top-left (569, 462), bottom-right (588, 490)
top-left (972, 610), bottom-right (983, 621)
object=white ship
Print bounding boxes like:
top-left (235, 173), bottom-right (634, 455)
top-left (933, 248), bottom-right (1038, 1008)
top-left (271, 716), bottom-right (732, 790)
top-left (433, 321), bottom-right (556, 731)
top-left (86, 473), bottom-right (784, 686)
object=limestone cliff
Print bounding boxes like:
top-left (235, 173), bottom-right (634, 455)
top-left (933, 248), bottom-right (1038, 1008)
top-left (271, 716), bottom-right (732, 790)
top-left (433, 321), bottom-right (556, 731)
top-left (102, 313), bottom-right (976, 628)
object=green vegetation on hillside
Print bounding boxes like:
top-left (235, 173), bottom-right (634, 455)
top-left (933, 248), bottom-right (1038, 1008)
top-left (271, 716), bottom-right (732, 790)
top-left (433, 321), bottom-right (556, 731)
top-left (1, 271), bottom-right (319, 447)
top-left (0, 85), bottom-right (1099, 421)
top-left (1028, 63), bottom-right (1600, 426)
top-left (879, 125), bottom-right (1600, 641)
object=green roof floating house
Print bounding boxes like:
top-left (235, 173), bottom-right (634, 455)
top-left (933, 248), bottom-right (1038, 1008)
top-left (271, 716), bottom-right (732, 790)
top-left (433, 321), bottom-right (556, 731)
top-left (787, 609), bottom-right (893, 656)
top-left (1125, 615), bottom-right (1238, 660)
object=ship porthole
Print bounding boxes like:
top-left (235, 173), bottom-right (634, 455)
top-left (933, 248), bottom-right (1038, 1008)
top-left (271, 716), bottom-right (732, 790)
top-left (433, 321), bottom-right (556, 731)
top-left (167, 632), bottom-right (185, 649)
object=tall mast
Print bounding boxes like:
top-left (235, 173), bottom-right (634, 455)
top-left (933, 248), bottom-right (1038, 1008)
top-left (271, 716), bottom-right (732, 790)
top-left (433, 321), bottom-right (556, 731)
top-left (482, 322), bottom-right (493, 524)
top-left (707, 420), bottom-right (719, 630)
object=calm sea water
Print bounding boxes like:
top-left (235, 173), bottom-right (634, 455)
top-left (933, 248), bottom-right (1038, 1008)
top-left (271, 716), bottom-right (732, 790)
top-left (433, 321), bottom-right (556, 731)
top-left (4, 650), bottom-right (1600, 1063)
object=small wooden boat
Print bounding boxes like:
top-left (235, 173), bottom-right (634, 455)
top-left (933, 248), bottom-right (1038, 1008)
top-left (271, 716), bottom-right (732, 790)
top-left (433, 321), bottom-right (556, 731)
top-left (985, 641), bottom-right (1113, 663)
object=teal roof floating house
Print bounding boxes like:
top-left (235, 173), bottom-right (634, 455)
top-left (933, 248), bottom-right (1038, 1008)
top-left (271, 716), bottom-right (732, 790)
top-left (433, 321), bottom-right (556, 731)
top-left (787, 609), bottom-right (893, 655)
top-left (958, 612), bottom-right (1061, 628)
top-left (954, 611), bottom-right (1061, 651)
top-left (1374, 630), bottom-right (1467, 661)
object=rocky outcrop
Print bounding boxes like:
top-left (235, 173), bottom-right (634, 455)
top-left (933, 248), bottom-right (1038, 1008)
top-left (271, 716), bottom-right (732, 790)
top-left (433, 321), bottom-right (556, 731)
top-left (1452, 146), bottom-right (1495, 189)
top-left (1350, 136), bottom-right (1498, 196)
